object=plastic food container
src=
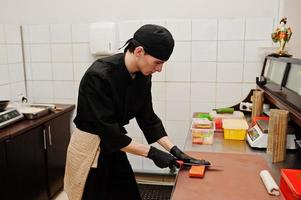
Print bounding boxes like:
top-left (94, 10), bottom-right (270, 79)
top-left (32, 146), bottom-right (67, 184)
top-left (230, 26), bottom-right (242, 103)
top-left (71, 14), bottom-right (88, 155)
top-left (222, 119), bottom-right (249, 140)
top-left (191, 118), bottom-right (214, 129)
top-left (191, 128), bottom-right (214, 144)
top-left (280, 169), bottom-right (301, 200)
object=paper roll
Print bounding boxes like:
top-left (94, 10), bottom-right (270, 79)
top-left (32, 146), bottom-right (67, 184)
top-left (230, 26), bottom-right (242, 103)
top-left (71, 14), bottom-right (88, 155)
top-left (259, 170), bottom-right (280, 196)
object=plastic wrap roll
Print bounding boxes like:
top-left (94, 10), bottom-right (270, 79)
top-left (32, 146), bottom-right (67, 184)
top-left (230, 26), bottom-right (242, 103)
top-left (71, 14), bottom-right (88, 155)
top-left (259, 170), bottom-right (280, 196)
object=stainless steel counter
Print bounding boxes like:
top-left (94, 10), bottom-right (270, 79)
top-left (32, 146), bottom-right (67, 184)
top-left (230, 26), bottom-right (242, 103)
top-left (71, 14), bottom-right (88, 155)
top-left (184, 130), bottom-right (301, 183)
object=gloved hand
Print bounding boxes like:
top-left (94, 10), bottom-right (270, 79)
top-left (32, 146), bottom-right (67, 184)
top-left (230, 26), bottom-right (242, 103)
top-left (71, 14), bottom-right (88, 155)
top-left (147, 146), bottom-right (180, 169)
top-left (170, 145), bottom-right (211, 166)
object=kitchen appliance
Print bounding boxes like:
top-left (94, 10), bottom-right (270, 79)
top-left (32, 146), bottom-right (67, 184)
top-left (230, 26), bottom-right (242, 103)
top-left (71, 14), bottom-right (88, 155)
top-left (0, 100), bottom-right (9, 111)
top-left (247, 123), bottom-right (296, 149)
top-left (0, 108), bottom-right (24, 129)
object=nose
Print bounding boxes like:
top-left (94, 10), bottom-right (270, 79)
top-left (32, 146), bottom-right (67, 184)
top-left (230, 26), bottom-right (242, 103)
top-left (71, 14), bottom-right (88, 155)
top-left (155, 64), bottom-right (163, 72)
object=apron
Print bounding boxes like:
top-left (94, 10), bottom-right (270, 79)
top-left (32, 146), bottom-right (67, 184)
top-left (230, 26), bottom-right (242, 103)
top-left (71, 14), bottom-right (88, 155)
top-left (64, 128), bottom-right (101, 200)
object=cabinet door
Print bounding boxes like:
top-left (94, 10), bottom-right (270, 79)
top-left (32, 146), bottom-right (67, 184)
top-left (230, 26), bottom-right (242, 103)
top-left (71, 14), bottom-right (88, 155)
top-left (0, 142), bottom-right (8, 200)
top-left (6, 126), bottom-right (48, 200)
top-left (45, 112), bottom-right (71, 198)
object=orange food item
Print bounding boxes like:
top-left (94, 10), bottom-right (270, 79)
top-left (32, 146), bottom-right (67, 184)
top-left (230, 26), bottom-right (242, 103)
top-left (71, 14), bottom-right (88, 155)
top-left (192, 138), bottom-right (203, 144)
top-left (189, 165), bottom-right (206, 178)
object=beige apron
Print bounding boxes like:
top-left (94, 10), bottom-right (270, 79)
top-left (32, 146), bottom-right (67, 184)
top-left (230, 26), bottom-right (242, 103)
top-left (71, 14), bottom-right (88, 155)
top-left (64, 128), bottom-right (101, 200)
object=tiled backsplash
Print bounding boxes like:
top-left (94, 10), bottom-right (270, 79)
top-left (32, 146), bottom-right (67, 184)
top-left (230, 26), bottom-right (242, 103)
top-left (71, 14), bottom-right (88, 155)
top-left (0, 24), bottom-right (25, 101)
top-left (0, 18), bottom-right (274, 171)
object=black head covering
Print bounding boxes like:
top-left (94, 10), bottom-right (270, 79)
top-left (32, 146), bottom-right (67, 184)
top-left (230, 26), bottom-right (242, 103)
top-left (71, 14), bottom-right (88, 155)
top-left (132, 24), bottom-right (174, 61)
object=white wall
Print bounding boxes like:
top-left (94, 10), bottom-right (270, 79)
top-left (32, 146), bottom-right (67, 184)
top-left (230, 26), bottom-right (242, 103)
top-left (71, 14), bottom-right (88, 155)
top-left (279, 0), bottom-right (301, 57)
top-left (0, 0), bottom-right (279, 23)
top-left (0, 0), bottom-right (286, 172)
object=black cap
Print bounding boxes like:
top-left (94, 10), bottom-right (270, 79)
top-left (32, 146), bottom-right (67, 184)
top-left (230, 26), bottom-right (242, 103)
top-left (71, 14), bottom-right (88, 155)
top-left (133, 24), bottom-right (174, 61)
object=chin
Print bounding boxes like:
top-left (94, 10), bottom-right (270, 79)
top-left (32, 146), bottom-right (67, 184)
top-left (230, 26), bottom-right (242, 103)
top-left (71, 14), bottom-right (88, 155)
top-left (142, 71), bottom-right (152, 76)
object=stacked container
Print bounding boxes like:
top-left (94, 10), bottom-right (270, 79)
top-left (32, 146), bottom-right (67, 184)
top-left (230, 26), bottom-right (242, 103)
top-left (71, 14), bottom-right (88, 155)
top-left (191, 118), bottom-right (215, 145)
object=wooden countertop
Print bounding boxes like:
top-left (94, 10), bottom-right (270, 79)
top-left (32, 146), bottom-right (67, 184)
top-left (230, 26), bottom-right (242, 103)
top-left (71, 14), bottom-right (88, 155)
top-left (171, 151), bottom-right (283, 200)
top-left (0, 104), bottom-right (75, 142)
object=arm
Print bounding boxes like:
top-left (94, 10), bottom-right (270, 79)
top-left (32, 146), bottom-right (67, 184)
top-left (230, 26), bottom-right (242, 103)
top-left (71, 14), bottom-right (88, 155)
top-left (121, 140), bottom-right (150, 157)
top-left (157, 136), bottom-right (175, 152)
top-left (121, 140), bottom-right (179, 169)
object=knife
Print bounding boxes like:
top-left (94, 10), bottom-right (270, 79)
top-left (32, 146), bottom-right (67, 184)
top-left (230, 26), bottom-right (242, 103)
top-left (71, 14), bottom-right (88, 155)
top-left (176, 160), bottom-right (223, 170)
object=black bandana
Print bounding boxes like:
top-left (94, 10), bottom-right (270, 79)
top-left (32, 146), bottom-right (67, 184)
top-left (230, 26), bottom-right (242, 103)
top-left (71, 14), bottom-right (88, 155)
top-left (130, 24), bottom-right (175, 61)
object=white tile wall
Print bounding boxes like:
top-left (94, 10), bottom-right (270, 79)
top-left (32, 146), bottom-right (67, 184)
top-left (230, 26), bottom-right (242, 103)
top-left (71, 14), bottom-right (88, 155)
top-left (169, 41), bottom-right (191, 62)
top-left (51, 44), bottom-right (73, 62)
top-left (192, 19), bottom-right (218, 41)
top-left (6, 44), bottom-right (23, 63)
top-left (166, 20), bottom-right (191, 41)
top-left (52, 63), bottom-right (73, 80)
top-left (71, 24), bottom-right (89, 43)
top-left (192, 41), bottom-right (217, 61)
top-left (217, 62), bottom-right (243, 82)
top-left (243, 62), bottom-right (262, 82)
top-left (31, 63), bottom-right (52, 80)
top-left (217, 41), bottom-right (244, 61)
top-left (152, 100), bottom-right (166, 121)
top-left (1, 18), bottom-right (274, 172)
top-left (50, 24), bottom-right (72, 43)
top-left (218, 18), bottom-right (245, 40)
top-left (72, 44), bottom-right (92, 62)
top-left (165, 62), bottom-right (191, 81)
top-left (190, 83), bottom-right (216, 102)
top-left (4, 25), bottom-right (21, 44)
top-left (0, 45), bottom-right (7, 64)
top-left (245, 18), bottom-right (274, 40)
top-left (118, 20), bottom-right (142, 42)
top-left (216, 83), bottom-right (242, 103)
top-left (0, 25), bottom-right (5, 44)
top-left (0, 85), bottom-right (10, 99)
top-left (0, 24), bottom-right (25, 101)
top-left (0, 64), bottom-right (9, 85)
top-left (191, 62), bottom-right (217, 82)
top-left (30, 44), bottom-right (51, 62)
top-left (244, 41), bottom-right (273, 62)
top-left (29, 25), bottom-right (50, 44)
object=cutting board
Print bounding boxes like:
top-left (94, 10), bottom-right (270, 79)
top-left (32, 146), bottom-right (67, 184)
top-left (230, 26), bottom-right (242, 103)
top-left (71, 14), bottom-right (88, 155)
top-left (171, 151), bottom-right (283, 200)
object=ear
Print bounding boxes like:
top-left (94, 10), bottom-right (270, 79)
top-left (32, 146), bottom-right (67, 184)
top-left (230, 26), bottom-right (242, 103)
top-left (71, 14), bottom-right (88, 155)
top-left (134, 46), bottom-right (145, 57)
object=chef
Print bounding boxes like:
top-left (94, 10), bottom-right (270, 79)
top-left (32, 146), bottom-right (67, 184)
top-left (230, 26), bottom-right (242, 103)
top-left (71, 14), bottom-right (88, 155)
top-left (64, 24), bottom-right (207, 200)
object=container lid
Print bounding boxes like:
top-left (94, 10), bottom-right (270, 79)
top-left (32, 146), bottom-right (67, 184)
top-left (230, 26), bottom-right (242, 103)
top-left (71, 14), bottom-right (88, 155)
top-left (222, 119), bottom-right (249, 130)
top-left (281, 169), bottom-right (301, 197)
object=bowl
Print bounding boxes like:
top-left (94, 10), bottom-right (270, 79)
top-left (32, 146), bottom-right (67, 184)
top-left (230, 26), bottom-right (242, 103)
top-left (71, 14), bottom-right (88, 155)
top-left (0, 100), bottom-right (9, 111)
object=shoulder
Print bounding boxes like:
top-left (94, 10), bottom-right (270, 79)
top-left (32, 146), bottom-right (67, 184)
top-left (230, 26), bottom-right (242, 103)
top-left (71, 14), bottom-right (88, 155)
top-left (83, 54), bottom-right (123, 78)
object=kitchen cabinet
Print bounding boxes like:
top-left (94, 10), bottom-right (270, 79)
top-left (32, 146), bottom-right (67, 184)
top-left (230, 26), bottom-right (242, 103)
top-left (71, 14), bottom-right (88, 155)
top-left (0, 142), bottom-right (8, 200)
top-left (6, 126), bottom-right (48, 200)
top-left (44, 113), bottom-right (71, 198)
top-left (0, 104), bottom-right (75, 200)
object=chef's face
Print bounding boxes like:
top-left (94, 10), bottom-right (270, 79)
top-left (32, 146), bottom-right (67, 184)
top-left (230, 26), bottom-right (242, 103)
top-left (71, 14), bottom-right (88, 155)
top-left (135, 47), bottom-right (165, 76)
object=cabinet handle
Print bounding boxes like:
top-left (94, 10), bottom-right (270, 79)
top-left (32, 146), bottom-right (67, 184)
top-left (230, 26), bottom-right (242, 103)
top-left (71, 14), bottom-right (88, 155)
top-left (48, 126), bottom-right (52, 146)
top-left (43, 129), bottom-right (47, 150)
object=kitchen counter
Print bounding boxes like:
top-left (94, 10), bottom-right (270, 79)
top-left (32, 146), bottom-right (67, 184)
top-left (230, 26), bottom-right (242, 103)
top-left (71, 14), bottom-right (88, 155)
top-left (0, 104), bottom-right (75, 142)
top-left (170, 115), bottom-right (301, 200)
top-left (183, 129), bottom-right (301, 183)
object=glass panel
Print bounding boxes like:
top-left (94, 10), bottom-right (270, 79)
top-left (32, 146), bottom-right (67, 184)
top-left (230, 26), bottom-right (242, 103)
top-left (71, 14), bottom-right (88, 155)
top-left (265, 60), bottom-right (287, 85)
top-left (263, 59), bottom-right (271, 77)
top-left (286, 64), bottom-right (301, 95)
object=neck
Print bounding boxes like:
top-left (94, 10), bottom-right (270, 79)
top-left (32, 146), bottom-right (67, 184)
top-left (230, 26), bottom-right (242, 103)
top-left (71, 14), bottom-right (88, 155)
top-left (124, 51), bottom-right (138, 74)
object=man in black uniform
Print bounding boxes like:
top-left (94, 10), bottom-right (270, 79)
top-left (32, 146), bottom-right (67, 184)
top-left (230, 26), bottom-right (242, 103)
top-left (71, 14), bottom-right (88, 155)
top-left (74, 24), bottom-right (209, 200)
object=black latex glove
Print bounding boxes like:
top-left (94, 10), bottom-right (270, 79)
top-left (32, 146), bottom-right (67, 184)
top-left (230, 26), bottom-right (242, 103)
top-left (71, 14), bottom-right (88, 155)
top-left (170, 145), bottom-right (211, 166)
top-left (147, 146), bottom-right (180, 169)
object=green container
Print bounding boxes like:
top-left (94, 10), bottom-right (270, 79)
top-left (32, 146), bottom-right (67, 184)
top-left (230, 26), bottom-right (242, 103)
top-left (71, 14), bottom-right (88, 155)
top-left (197, 113), bottom-right (213, 121)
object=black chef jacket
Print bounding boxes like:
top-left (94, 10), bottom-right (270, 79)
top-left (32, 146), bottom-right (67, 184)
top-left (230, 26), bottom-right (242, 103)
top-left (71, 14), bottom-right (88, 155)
top-left (74, 53), bottom-right (167, 154)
